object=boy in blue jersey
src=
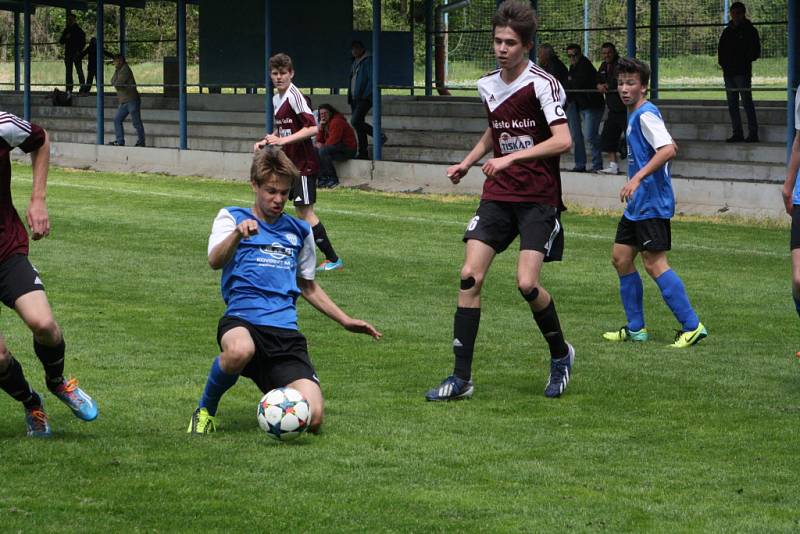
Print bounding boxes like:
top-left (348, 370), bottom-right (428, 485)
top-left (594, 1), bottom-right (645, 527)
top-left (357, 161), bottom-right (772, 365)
top-left (602, 58), bottom-right (707, 348)
top-left (781, 83), bottom-right (800, 353)
top-left (188, 146), bottom-right (381, 435)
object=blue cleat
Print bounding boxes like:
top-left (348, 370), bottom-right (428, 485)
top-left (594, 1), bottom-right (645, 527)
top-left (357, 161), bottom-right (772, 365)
top-left (51, 377), bottom-right (98, 421)
top-left (317, 258), bottom-right (344, 272)
top-left (425, 374), bottom-right (474, 401)
top-left (544, 343), bottom-right (575, 398)
top-left (25, 392), bottom-right (52, 437)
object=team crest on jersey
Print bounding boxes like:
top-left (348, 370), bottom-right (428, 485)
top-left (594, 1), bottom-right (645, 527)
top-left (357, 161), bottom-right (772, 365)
top-left (284, 233), bottom-right (299, 246)
top-left (498, 132), bottom-right (534, 154)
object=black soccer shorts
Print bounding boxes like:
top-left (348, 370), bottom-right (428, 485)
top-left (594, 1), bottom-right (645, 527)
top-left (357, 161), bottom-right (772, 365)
top-left (463, 200), bottom-right (564, 261)
top-left (0, 254), bottom-right (45, 308)
top-left (791, 205), bottom-right (800, 250)
top-left (291, 174), bottom-right (317, 207)
top-left (614, 215), bottom-right (671, 251)
top-left (217, 316), bottom-right (319, 394)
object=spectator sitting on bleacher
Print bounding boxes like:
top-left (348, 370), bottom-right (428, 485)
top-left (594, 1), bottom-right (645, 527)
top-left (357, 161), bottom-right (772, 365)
top-left (565, 43), bottom-right (604, 172)
top-left (315, 104), bottom-right (357, 189)
top-left (108, 54), bottom-right (145, 148)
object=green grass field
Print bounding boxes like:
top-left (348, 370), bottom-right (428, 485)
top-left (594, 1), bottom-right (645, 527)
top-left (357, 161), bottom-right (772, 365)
top-left (2, 162), bottom-right (799, 531)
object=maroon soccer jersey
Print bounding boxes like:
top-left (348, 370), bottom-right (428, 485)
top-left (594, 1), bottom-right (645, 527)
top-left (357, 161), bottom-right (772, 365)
top-left (477, 61), bottom-right (568, 208)
top-left (0, 112), bottom-right (46, 263)
top-left (272, 84), bottom-right (320, 176)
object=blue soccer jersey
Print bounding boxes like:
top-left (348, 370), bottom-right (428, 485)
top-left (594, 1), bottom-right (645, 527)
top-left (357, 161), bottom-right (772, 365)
top-left (792, 84), bottom-right (800, 206)
top-left (624, 101), bottom-right (675, 221)
top-left (208, 207), bottom-right (316, 330)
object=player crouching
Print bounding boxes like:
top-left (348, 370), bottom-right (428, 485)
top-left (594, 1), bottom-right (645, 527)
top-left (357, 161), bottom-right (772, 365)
top-left (188, 146), bottom-right (381, 435)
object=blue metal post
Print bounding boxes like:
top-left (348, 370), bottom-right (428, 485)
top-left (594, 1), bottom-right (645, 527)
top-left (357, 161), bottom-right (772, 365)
top-left (372, 0), bottom-right (381, 160)
top-left (119, 5), bottom-right (127, 57)
top-left (178, 0), bottom-right (187, 150)
top-left (627, 0), bottom-right (636, 58)
top-left (723, 0), bottom-right (729, 24)
top-left (530, 0), bottom-right (538, 61)
top-left (424, 0), bottom-right (432, 96)
top-left (788, 0), bottom-right (798, 161)
top-left (23, 0), bottom-right (31, 121)
top-left (14, 11), bottom-right (20, 92)
top-left (96, 0), bottom-right (105, 145)
top-left (583, 0), bottom-right (589, 57)
top-left (264, 0), bottom-right (273, 132)
top-left (649, 0), bottom-right (659, 99)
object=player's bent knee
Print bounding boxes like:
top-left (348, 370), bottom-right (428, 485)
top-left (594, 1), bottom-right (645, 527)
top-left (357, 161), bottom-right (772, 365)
top-left (220, 345), bottom-right (254, 373)
top-left (518, 285), bottom-right (539, 302)
top-left (0, 343), bottom-right (10, 370)
top-left (29, 318), bottom-right (60, 343)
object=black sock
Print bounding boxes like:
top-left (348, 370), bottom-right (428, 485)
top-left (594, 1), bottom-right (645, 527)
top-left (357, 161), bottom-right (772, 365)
top-left (452, 307), bottom-right (481, 381)
top-left (34, 340), bottom-right (65, 390)
top-left (312, 222), bottom-right (339, 263)
top-left (532, 298), bottom-right (569, 359)
top-left (0, 356), bottom-right (39, 408)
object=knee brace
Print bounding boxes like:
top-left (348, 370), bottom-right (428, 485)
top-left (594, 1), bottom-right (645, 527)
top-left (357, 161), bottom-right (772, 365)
top-left (460, 276), bottom-right (476, 291)
top-left (518, 286), bottom-right (539, 302)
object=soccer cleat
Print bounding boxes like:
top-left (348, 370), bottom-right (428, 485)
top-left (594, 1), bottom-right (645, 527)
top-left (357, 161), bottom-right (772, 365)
top-left (51, 377), bottom-right (98, 421)
top-left (669, 322), bottom-right (708, 348)
top-left (25, 394), bottom-right (52, 438)
top-left (544, 343), bottom-right (575, 398)
top-left (316, 258), bottom-right (344, 272)
top-left (602, 326), bottom-right (649, 342)
top-left (187, 407), bottom-right (217, 434)
top-left (425, 375), bottom-right (473, 401)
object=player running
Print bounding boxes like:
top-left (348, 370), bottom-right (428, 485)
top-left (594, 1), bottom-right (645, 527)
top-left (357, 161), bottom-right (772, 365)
top-left (426, 0), bottom-right (575, 401)
top-left (254, 53), bottom-right (343, 272)
top-left (602, 58), bottom-right (707, 347)
top-left (0, 111), bottom-right (98, 437)
top-left (188, 146), bottom-right (381, 435)
top-left (781, 81), bottom-right (800, 354)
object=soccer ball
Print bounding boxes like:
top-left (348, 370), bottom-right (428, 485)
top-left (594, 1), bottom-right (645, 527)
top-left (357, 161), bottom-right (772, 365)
top-left (257, 387), bottom-right (311, 441)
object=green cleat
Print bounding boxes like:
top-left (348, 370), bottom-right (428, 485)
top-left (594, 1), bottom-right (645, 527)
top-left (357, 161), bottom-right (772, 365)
top-left (669, 322), bottom-right (708, 348)
top-left (187, 407), bottom-right (217, 434)
top-left (602, 326), bottom-right (649, 342)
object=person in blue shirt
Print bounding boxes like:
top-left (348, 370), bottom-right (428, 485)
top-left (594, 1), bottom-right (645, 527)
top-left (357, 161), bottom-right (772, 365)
top-left (188, 146), bottom-right (381, 435)
top-left (781, 83), bottom-right (800, 354)
top-left (602, 58), bottom-right (707, 348)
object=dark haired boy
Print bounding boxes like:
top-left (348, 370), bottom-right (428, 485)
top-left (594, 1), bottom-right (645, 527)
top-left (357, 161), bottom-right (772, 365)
top-left (188, 146), bottom-right (381, 435)
top-left (602, 58), bottom-right (707, 348)
top-left (426, 0), bottom-right (575, 401)
top-left (255, 53), bottom-right (343, 272)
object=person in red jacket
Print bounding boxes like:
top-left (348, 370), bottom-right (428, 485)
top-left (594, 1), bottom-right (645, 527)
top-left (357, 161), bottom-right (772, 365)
top-left (315, 104), bottom-right (357, 188)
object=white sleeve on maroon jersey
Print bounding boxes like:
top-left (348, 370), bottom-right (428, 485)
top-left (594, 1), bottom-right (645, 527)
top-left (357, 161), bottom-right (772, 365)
top-left (287, 86), bottom-right (313, 117)
top-left (532, 74), bottom-right (568, 126)
top-left (0, 112), bottom-right (33, 148)
top-left (208, 208), bottom-right (236, 257)
top-left (639, 111), bottom-right (673, 150)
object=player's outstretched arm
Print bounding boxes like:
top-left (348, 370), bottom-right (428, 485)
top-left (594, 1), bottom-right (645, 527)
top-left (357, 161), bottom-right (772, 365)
top-left (208, 219), bottom-right (258, 269)
top-left (298, 278), bottom-right (382, 340)
top-left (619, 143), bottom-right (677, 202)
top-left (447, 127), bottom-right (493, 184)
top-left (783, 132), bottom-right (800, 215)
top-left (27, 129), bottom-right (51, 240)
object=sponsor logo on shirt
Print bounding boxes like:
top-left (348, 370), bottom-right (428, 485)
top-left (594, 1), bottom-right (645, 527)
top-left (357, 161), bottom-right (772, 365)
top-left (259, 243), bottom-right (295, 259)
top-left (498, 132), bottom-right (534, 154)
top-left (492, 118), bottom-right (536, 129)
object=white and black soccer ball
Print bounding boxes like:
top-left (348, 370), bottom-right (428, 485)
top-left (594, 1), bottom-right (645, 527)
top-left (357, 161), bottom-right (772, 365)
top-left (257, 387), bottom-right (311, 441)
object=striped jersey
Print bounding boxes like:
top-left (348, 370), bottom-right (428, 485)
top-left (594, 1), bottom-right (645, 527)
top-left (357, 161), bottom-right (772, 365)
top-left (273, 84), bottom-right (319, 176)
top-left (0, 112), bottom-right (46, 263)
top-left (476, 60), bottom-right (568, 208)
top-left (208, 207), bottom-right (316, 330)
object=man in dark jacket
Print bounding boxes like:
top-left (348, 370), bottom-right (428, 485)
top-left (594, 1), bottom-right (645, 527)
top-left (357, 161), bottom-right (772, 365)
top-left (718, 1), bottom-right (760, 143)
top-left (59, 14), bottom-right (86, 94)
top-left (348, 40), bottom-right (386, 159)
top-left (78, 38), bottom-right (114, 95)
top-left (596, 42), bottom-right (626, 174)
top-left (565, 43), bottom-right (605, 172)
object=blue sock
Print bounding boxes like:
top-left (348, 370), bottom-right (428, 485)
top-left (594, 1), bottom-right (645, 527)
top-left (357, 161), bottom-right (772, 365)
top-left (199, 356), bottom-right (239, 416)
top-left (655, 269), bottom-right (699, 331)
top-left (619, 271), bottom-right (645, 332)
top-left (794, 295), bottom-right (800, 319)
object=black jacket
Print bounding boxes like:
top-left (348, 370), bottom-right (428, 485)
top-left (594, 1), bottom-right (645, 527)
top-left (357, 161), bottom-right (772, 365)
top-left (541, 56), bottom-right (569, 89)
top-left (597, 58), bottom-right (625, 113)
top-left (59, 23), bottom-right (86, 58)
top-left (566, 56), bottom-right (604, 110)
top-left (718, 19), bottom-right (761, 76)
